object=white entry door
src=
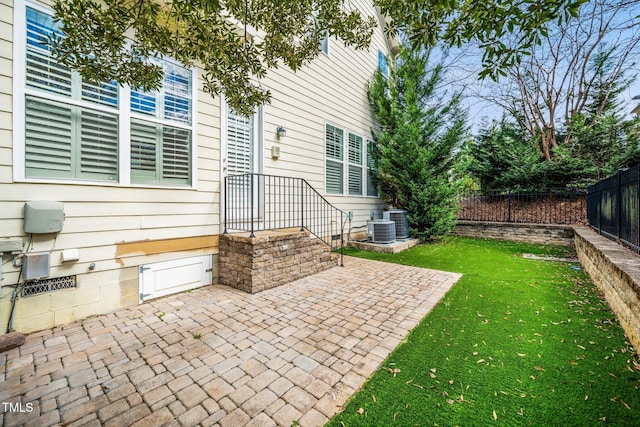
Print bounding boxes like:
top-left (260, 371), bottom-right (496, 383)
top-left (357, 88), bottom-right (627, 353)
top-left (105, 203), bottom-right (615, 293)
top-left (223, 101), bottom-right (262, 177)
top-left (222, 100), bottom-right (264, 228)
top-left (139, 255), bottom-right (212, 302)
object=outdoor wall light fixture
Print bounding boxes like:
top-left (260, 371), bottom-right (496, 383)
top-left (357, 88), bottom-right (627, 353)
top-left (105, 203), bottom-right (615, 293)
top-left (276, 126), bottom-right (287, 140)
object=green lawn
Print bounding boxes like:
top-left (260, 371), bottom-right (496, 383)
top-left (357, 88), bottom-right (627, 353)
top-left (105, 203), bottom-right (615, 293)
top-left (328, 237), bottom-right (640, 426)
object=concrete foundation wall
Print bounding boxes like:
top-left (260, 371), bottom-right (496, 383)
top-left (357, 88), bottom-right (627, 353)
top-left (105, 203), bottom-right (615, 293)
top-left (219, 229), bottom-right (338, 293)
top-left (452, 221), bottom-right (575, 246)
top-left (573, 227), bottom-right (640, 351)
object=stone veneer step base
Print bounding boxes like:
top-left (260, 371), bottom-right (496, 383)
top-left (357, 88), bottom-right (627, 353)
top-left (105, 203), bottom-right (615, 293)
top-left (219, 228), bottom-right (339, 293)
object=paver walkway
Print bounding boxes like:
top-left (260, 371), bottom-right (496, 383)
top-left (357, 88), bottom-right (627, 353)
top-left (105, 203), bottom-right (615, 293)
top-left (1, 256), bottom-right (461, 427)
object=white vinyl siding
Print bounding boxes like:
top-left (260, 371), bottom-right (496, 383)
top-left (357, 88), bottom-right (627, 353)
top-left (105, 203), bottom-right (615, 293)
top-left (22, 5), bottom-right (193, 186)
top-left (325, 123), bottom-right (344, 195)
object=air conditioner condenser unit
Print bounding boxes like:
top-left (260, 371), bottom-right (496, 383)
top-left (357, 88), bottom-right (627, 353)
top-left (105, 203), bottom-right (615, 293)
top-left (367, 220), bottom-right (396, 244)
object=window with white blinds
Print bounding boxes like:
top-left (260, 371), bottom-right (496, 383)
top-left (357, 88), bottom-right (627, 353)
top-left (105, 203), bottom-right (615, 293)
top-left (22, 5), bottom-right (193, 185)
top-left (348, 133), bottom-right (363, 195)
top-left (325, 124), bottom-right (344, 195)
top-left (325, 123), bottom-right (377, 198)
top-left (366, 140), bottom-right (378, 197)
top-left (130, 60), bottom-right (192, 184)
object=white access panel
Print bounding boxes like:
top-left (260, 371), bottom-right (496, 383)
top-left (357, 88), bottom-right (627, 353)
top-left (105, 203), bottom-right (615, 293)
top-left (139, 255), bottom-right (212, 302)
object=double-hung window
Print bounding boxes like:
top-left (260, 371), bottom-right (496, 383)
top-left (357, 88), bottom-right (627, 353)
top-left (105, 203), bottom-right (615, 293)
top-left (325, 123), bottom-right (376, 197)
top-left (20, 4), bottom-right (194, 186)
top-left (366, 139), bottom-right (378, 197)
top-left (130, 61), bottom-right (192, 185)
top-left (325, 124), bottom-right (344, 195)
top-left (25, 7), bottom-right (119, 181)
top-left (348, 133), bottom-right (363, 196)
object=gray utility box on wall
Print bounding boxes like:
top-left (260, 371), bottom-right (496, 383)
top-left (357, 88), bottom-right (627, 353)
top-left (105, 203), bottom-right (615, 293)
top-left (24, 201), bottom-right (64, 233)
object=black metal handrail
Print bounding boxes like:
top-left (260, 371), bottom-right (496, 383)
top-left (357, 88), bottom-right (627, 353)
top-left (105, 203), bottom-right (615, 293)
top-left (224, 173), bottom-right (347, 265)
top-left (587, 166), bottom-right (640, 254)
top-left (458, 188), bottom-right (588, 225)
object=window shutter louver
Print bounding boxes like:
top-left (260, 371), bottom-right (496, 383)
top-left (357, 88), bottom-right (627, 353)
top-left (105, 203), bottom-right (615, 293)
top-left (325, 125), bottom-right (343, 161)
top-left (25, 97), bottom-right (73, 177)
top-left (162, 126), bottom-right (191, 183)
top-left (348, 133), bottom-right (362, 165)
top-left (82, 80), bottom-right (119, 108)
top-left (348, 133), bottom-right (363, 195)
top-left (26, 8), bottom-right (72, 97)
top-left (367, 140), bottom-right (378, 197)
top-left (227, 111), bottom-right (254, 176)
top-left (164, 64), bottom-right (192, 125)
top-left (349, 165), bottom-right (362, 195)
top-left (326, 161), bottom-right (344, 194)
top-left (131, 120), bottom-right (158, 177)
top-left (325, 124), bottom-right (344, 194)
top-left (80, 110), bottom-right (119, 179)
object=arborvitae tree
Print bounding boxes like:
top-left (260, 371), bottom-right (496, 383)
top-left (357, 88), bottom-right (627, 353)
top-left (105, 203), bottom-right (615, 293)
top-left (368, 49), bottom-right (467, 240)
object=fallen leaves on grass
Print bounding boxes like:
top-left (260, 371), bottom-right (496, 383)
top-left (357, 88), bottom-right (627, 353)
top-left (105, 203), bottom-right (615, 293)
top-left (406, 379), bottom-right (424, 389)
top-left (386, 367), bottom-right (401, 377)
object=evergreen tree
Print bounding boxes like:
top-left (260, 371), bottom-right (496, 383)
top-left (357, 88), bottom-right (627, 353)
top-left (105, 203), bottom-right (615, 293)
top-left (467, 118), bottom-right (542, 190)
top-left (368, 50), bottom-right (467, 240)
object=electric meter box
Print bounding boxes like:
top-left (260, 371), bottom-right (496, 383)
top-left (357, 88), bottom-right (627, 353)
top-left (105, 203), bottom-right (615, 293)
top-left (24, 201), bottom-right (64, 233)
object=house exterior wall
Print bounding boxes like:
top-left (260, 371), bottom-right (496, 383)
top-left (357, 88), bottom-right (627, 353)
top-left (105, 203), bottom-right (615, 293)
top-left (0, 0), bottom-right (392, 334)
top-left (260, 20), bottom-right (388, 220)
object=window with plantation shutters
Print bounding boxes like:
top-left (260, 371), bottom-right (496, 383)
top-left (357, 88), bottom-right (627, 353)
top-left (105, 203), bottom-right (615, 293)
top-left (348, 133), bottom-right (363, 195)
top-left (325, 124), bottom-right (344, 195)
top-left (24, 6), bottom-right (119, 181)
top-left (130, 59), bottom-right (192, 184)
top-left (21, 5), bottom-right (194, 186)
top-left (325, 124), bottom-right (378, 198)
top-left (366, 140), bottom-right (378, 197)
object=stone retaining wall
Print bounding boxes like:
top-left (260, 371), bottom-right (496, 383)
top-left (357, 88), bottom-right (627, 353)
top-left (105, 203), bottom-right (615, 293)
top-left (573, 227), bottom-right (640, 351)
top-left (452, 221), bottom-right (575, 246)
top-left (219, 229), bottom-right (338, 293)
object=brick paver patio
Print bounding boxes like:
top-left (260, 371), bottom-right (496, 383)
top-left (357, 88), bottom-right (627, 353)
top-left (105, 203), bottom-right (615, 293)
top-left (0, 256), bottom-right (461, 427)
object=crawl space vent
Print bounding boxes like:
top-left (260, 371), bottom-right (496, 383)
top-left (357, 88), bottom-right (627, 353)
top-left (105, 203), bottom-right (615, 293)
top-left (22, 275), bottom-right (77, 297)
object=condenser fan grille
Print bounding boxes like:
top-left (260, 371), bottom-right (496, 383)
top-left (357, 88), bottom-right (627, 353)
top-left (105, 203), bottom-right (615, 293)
top-left (369, 220), bottom-right (396, 243)
top-left (383, 210), bottom-right (409, 239)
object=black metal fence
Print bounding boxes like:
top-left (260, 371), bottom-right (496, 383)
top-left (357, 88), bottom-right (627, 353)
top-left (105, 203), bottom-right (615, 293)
top-left (587, 165), bottom-right (640, 254)
top-left (224, 173), bottom-right (347, 253)
top-left (458, 188), bottom-right (588, 225)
